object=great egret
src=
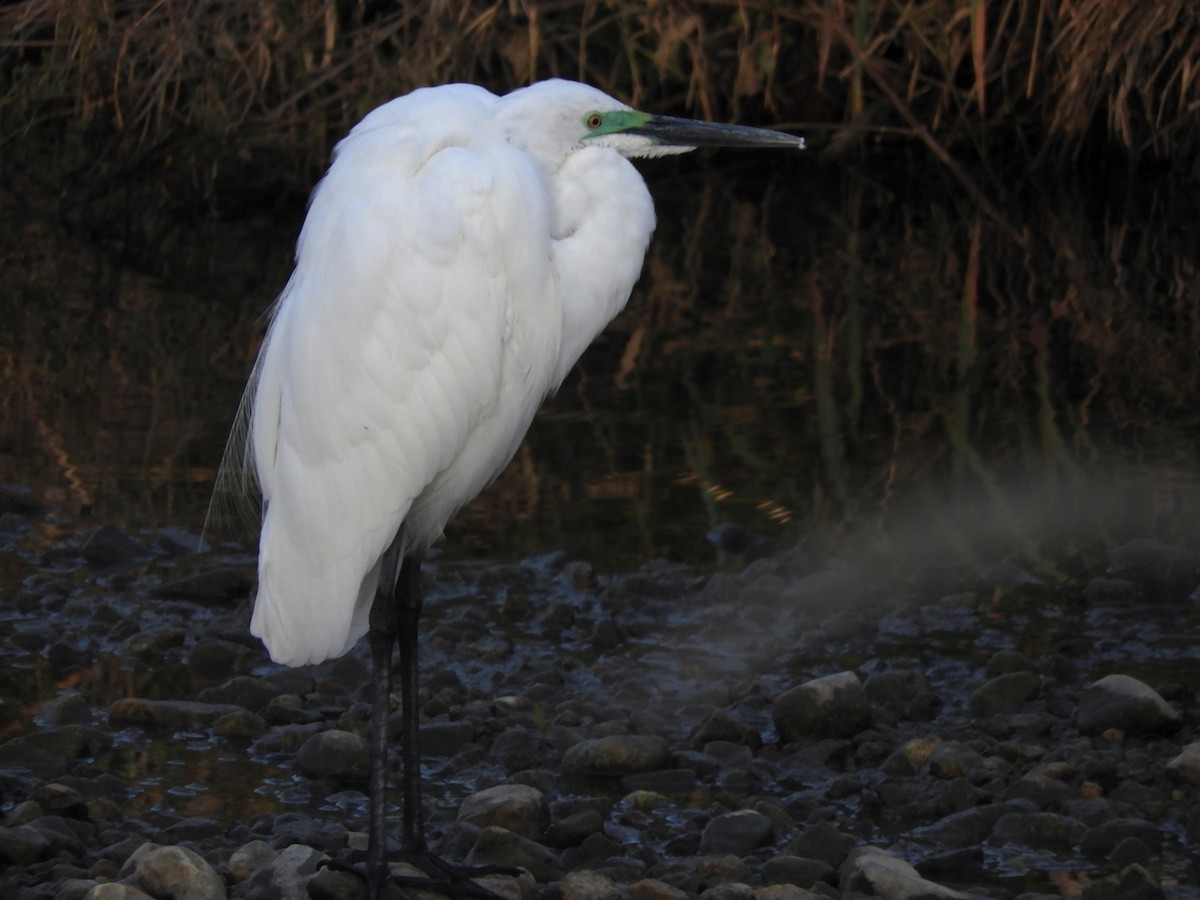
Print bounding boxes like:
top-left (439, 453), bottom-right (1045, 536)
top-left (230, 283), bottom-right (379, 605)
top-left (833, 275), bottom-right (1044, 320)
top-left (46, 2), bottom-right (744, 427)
top-left (221, 78), bottom-right (803, 897)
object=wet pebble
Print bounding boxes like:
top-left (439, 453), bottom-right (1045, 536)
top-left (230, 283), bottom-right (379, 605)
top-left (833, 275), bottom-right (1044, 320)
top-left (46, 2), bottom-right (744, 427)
top-left (771, 671), bottom-right (871, 742)
top-left (458, 784), bottom-right (548, 839)
top-left (295, 730), bottom-right (369, 780)
top-left (699, 809), bottom-right (773, 855)
top-left (562, 735), bottom-right (671, 776)
top-left (108, 698), bottom-right (246, 730)
top-left (840, 846), bottom-right (974, 899)
top-left (1076, 674), bottom-right (1180, 735)
top-left (127, 843), bottom-right (226, 899)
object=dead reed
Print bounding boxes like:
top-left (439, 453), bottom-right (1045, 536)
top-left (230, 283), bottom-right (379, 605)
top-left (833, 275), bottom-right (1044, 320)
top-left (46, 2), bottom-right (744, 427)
top-left (1, 0), bottom-right (1197, 215)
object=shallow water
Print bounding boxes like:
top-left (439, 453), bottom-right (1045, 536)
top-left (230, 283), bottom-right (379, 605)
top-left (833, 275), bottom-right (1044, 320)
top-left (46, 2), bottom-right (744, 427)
top-left (5, 156), bottom-right (1200, 572)
top-left (3, 158), bottom-right (1200, 894)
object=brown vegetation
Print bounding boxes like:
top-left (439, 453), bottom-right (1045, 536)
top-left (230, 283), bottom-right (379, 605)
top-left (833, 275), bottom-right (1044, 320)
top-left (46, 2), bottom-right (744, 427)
top-left (2, 0), bottom-right (1198, 213)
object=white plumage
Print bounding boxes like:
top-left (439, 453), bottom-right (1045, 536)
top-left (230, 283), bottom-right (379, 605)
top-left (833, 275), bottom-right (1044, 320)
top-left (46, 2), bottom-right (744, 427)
top-left (241, 81), bottom-right (656, 665)
top-left (217, 79), bottom-right (802, 894)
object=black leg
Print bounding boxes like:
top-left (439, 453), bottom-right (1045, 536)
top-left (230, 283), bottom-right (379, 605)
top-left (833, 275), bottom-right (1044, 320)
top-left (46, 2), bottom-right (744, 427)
top-left (353, 537), bottom-right (518, 900)
top-left (365, 532), bottom-right (407, 900)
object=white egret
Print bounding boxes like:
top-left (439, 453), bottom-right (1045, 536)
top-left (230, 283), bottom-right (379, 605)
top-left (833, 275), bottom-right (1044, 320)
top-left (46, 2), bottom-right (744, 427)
top-left (221, 78), bottom-right (803, 897)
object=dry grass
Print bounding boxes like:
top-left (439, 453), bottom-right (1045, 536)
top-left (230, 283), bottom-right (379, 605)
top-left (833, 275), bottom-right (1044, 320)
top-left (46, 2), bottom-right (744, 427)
top-left (1, 0), bottom-right (1197, 216)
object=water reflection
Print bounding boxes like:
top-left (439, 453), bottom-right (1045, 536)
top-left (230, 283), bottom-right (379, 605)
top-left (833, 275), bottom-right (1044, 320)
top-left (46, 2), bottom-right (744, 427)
top-left (2, 157), bottom-right (1199, 569)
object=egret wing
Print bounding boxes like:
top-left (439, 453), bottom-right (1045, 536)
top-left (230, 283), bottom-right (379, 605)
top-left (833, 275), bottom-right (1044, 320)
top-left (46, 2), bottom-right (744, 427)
top-left (246, 89), bottom-right (554, 665)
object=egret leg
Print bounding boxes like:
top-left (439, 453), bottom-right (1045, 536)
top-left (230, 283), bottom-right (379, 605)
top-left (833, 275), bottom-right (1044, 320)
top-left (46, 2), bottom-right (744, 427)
top-left (358, 539), bottom-right (518, 900)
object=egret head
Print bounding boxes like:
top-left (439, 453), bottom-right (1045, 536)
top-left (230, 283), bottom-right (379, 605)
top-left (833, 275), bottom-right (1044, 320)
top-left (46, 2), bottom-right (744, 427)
top-left (497, 79), bottom-right (804, 168)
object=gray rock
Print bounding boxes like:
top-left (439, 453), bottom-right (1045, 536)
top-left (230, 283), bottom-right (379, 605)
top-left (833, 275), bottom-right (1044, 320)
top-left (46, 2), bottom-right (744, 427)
top-left (38, 692), bottom-right (92, 727)
top-left (969, 671), bottom-right (1041, 716)
top-left (81, 525), bottom-right (147, 564)
top-left (761, 855), bottom-right (834, 888)
top-left (628, 878), bottom-right (690, 900)
top-left (911, 801), bottom-right (1035, 849)
top-left (83, 886), bottom-right (156, 900)
top-left (108, 698), bottom-right (245, 729)
top-left (925, 741), bottom-right (984, 779)
top-left (752, 887), bottom-right (824, 900)
top-left (213, 709), bottom-right (267, 739)
top-left (862, 670), bottom-right (938, 721)
top-left (560, 869), bottom-right (622, 900)
top-left (545, 809), bottom-right (605, 848)
top-left (458, 784), bottom-right (548, 840)
top-left (1002, 773), bottom-right (1075, 810)
top-left (295, 730), bottom-right (369, 780)
top-left (1165, 741), bottom-right (1200, 784)
top-left (466, 824), bottom-right (563, 882)
top-left (1076, 674), bottom-right (1180, 735)
top-left (228, 838), bottom-right (276, 882)
top-left (987, 812), bottom-right (1087, 852)
top-left (1107, 538), bottom-right (1200, 599)
top-left (0, 824), bottom-right (51, 865)
top-left (690, 709), bottom-right (763, 749)
top-left (0, 724), bottom-right (112, 766)
top-left (197, 675), bottom-right (283, 712)
top-left (304, 866), bottom-right (370, 900)
top-left (1080, 817), bottom-right (1162, 857)
top-left (134, 843), bottom-right (227, 900)
top-left (985, 649), bottom-right (1036, 676)
top-left (840, 846), bottom-right (978, 899)
top-left (700, 810), bottom-right (774, 855)
top-left (784, 822), bottom-right (854, 867)
top-left (250, 843), bottom-right (328, 899)
top-left (772, 671), bottom-right (871, 742)
top-left (1079, 863), bottom-right (1166, 900)
top-left (562, 735), bottom-right (671, 776)
top-left (698, 884), bottom-right (754, 900)
top-left (27, 782), bottom-right (88, 818)
top-left (421, 720), bottom-right (478, 757)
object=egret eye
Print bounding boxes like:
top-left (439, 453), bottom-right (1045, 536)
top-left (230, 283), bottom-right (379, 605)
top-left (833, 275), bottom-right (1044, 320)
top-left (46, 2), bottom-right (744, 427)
top-left (584, 112), bottom-right (604, 130)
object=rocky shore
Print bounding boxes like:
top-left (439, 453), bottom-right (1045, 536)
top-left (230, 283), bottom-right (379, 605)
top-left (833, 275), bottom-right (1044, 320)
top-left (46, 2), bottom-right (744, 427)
top-left (1, 512), bottom-right (1198, 899)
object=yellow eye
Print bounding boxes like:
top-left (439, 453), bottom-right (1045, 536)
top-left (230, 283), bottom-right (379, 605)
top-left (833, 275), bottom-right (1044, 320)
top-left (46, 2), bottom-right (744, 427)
top-left (585, 113), bottom-right (603, 129)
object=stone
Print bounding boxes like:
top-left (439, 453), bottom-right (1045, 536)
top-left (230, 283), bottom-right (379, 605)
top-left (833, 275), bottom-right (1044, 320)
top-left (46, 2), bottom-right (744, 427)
top-left (0, 824), bottom-right (51, 865)
top-left (295, 730), bottom-right (370, 780)
top-left (988, 812), bottom-right (1087, 852)
top-left (561, 735), bottom-right (671, 776)
top-left (133, 844), bottom-right (227, 900)
top-left (1165, 741), bottom-right (1200, 784)
top-left (545, 809), bottom-right (605, 848)
top-left (771, 671), bottom-right (872, 742)
top-left (1080, 863), bottom-right (1166, 900)
top-left (560, 869), bottom-right (621, 900)
top-left (457, 784), bottom-right (548, 840)
top-left (969, 671), bottom-right (1041, 716)
top-left (1107, 538), bottom-right (1200, 599)
top-left (81, 525), bottom-right (147, 565)
top-left (421, 719), bottom-right (478, 757)
top-left (466, 825), bottom-right (563, 882)
top-left (108, 698), bottom-right (245, 729)
top-left (0, 725), bottom-right (112, 766)
top-left (761, 855), bottom-right (834, 888)
top-left (784, 822), bottom-right (854, 868)
top-left (28, 782), bottom-right (88, 818)
top-left (228, 839), bottom-right (276, 881)
top-left (699, 810), bottom-right (774, 855)
top-left (840, 846), bottom-right (976, 899)
top-left (1076, 674), bottom-right (1180, 736)
top-left (925, 741), bottom-right (984, 779)
top-left (197, 675), bottom-right (282, 712)
top-left (83, 886), bottom-right (156, 900)
top-left (628, 879), bottom-right (689, 900)
top-left (38, 692), bottom-right (92, 727)
top-left (862, 669), bottom-right (938, 720)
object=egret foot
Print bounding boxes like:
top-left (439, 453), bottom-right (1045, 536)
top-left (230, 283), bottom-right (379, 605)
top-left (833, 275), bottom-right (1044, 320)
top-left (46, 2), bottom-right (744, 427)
top-left (322, 847), bottom-right (522, 900)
